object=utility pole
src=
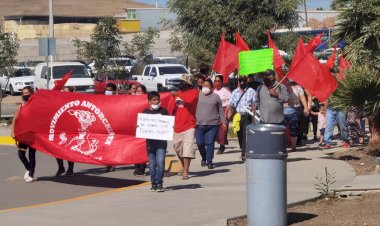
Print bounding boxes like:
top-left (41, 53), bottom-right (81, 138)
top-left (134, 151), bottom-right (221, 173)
top-left (303, 0), bottom-right (309, 27)
top-left (49, 0), bottom-right (54, 62)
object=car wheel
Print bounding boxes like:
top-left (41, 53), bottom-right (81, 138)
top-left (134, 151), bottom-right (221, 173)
top-left (10, 85), bottom-right (16, 96)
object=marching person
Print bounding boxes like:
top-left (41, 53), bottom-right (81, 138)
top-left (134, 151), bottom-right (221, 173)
top-left (284, 79), bottom-right (309, 151)
top-left (129, 83), bottom-right (138, 95)
top-left (105, 83), bottom-right (117, 172)
top-left (172, 74), bottom-right (199, 179)
top-left (143, 91), bottom-right (169, 192)
top-left (195, 79), bottom-right (227, 169)
top-left (255, 70), bottom-right (288, 124)
top-left (55, 86), bottom-right (75, 176)
top-left (134, 84), bottom-right (148, 176)
top-left (11, 86), bottom-right (37, 183)
top-left (230, 76), bottom-right (256, 161)
top-left (213, 75), bottom-right (232, 154)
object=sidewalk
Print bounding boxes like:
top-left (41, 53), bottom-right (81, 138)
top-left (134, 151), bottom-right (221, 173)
top-left (0, 129), bottom-right (365, 226)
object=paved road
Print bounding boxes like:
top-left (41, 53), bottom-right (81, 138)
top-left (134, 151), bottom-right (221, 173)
top-left (1, 103), bottom-right (18, 117)
top-left (0, 145), bottom-right (147, 211)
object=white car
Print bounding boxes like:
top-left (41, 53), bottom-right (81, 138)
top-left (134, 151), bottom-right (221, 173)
top-left (0, 68), bottom-right (35, 95)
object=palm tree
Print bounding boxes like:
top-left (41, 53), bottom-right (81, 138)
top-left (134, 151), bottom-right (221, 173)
top-left (332, 0), bottom-right (380, 147)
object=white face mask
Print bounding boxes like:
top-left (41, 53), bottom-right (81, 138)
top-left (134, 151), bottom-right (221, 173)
top-left (105, 90), bottom-right (113, 95)
top-left (151, 103), bottom-right (161, 110)
top-left (202, 87), bottom-right (211, 95)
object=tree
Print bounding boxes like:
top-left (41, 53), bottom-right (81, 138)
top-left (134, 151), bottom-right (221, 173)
top-left (332, 0), bottom-right (380, 147)
top-left (0, 27), bottom-right (19, 75)
top-left (167, 0), bottom-right (301, 65)
top-left (72, 18), bottom-right (121, 69)
top-left (124, 27), bottom-right (160, 59)
top-left (331, 0), bottom-right (351, 10)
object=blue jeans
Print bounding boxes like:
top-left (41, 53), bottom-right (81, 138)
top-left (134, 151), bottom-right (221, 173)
top-left (284, 107), bottom-right (300, 137)
top-left (324, 108), bottom-right (348, 144)
top-left (195, 125), bottom-right (219, 164)
top-left (148, 148), bottom-right (166, 185)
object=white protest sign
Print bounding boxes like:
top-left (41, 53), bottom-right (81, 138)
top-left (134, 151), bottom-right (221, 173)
top-left (136, 113), bottom-right (175, 141)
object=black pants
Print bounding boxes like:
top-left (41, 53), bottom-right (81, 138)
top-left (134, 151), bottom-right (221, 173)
top-left (311, 115), bottom-right (318, 136)
top-left (134, 164), bottom-right (146, 174)
top-left (237, 114), bottom-right (252, 156)
top-left (18, 147), bottom-right (36, 177)
top-left (56, 158), bottom-right (74, 171)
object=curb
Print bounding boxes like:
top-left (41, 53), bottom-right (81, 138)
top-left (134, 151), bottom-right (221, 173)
top-left (0, 136), bottom-right (15, 145)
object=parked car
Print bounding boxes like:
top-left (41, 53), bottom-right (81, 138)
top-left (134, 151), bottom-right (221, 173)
top-left (16, 61), bottom-right (44, 71)
top-left (106, 57), bottom-right (134, 72)
top-left (64, 60), bottom-right (93, 77)
top-left (94, 70), bottom-right (140, 94)
top-left (0, 68), bottom-right (35, 95)
top-left (133, 64), bottom-right (190, 92)
top-left (153, 57), bottom-right (180, 64)
top-left (34, 62), bottom-right (94, 93)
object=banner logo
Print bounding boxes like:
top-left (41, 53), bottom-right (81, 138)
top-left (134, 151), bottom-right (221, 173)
top-left (49, 100), bottom-right (115, 155)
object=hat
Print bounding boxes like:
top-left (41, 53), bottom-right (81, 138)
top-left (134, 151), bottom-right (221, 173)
top-left (179, 74), bottom-right (194, 85)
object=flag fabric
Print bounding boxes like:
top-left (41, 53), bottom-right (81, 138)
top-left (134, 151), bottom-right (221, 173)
top-left (268, 32), bottom-right (286, 81)
top-left (290, 37), bottom-right (306, 70)
top-left (305, 33), bottom-right (323, 53)
top-left (212, 32), bottom-right (241, 83)
top-left (337, 52), bottom-right (352, 80)
top-left (235, 32), bottom-right (250, 51)
top-left (287, 49), bottom-right (338, 101)
top-left (53, 69), bottom-right (73, 91)
top-left (325, 47), bottom-right (337, 70)
top-left (14, 90), bottom-right (176, 165)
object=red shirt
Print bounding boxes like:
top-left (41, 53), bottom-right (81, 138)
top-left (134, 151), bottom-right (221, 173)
top-left (174, 89), bottom-right (199, 133)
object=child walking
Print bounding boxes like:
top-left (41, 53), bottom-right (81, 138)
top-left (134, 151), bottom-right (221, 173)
top-left (143, 91), bottom-right (169, 192)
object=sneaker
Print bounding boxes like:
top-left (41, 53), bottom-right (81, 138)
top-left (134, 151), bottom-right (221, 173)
top-left (24, 171), bottom-right (30, 180)
top-left (201, 160), bottom-right (206, 167)
top-left (55, 168), bottom-right (65, 177)
top-left (323, 144), bottom-right (332, 149)
top-left (150, 184), bottom-right (157, 192)
top-left (156, 184), bottom-right (164, 192)
top-left (342, 142), bottom-right (351, 148)
top-left (207, 164), bottom-right (214, 169)
top-left (314, 136), bottom-right (318, 141)
top-left (106, 166), bottom-right (116, 172)
top-left (25, 176), bottom-right (35, 183)
top-left (216, 146), bottom-right (225, 155)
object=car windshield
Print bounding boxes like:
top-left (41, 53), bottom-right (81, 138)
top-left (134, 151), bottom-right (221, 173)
top-left (111, 60), bottom-right (133, 67)
top-left (163, 58), bottom-right (179, 64)
top-left (159, 66), bottom-right (188, 75)
top-left (14, 68), bottom-right (33, 77)
top-left (52, 65), bottom-right (89, 79)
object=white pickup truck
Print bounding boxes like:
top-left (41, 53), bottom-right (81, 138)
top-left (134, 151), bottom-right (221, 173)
top-left (133, 64), bottom-right (190, 92)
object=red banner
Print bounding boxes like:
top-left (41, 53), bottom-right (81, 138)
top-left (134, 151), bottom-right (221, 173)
top-left (14, 90), bottom-right (176, 165)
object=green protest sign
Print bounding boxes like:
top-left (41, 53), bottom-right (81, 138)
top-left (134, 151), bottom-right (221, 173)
top-left (239, 48), bottom-right (274, 75)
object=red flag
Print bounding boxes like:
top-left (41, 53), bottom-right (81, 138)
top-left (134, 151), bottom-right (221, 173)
top-left (212, 32), bottom-right (241, 83)
top-left (290, 37), bottom-right (306, 70)
top-left (268, 32), bottom-right (285, 69)
top-left (337, 53), bottom-right (351, 80)
top-left (305, 33), bottom-right (323, 53)
top-left (14, 90), bottom-right (176, 165)
top-left (53, 69), bottom-right (73, 91)
top-left (235, 32), bottom-right (250, 51)
top-left (287, 51), bottom-right (338, 101)
top-left (324, 47), bottom-right (337, 70)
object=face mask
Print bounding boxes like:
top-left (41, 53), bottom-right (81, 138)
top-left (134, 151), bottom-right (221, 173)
top-left (150, 103), bottom-right (161, 110)
top-left (240, 83), bottom-right (247, 90)
top-left (22, 95), bottom-right (30, 102)
top-left (105, 90), bottom-right (113, 95)
top-left (202, 87), bottom-right (211, 95)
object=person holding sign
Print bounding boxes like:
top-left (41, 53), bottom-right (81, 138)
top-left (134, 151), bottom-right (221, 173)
top-left (195, 79), bottom-right (227, 169)
top-left (142, 91), bottom-right (169, 192)
top-left (172, 74), bottom-right (199, 180)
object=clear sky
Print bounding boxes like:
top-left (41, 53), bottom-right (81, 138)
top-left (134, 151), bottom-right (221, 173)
top-left (136, 0), bottom-right (333, 10)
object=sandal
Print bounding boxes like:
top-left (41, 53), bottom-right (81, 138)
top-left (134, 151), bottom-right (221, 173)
top-left (182, 175), bottom-right (189, 180)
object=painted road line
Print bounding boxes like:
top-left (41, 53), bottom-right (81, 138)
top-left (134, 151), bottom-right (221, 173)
top-left (0, 181), bottom-right (149, 213)
top-left (165, 156), bottom-right (182, 176)
top-left (0, 136), bottom-right (15, 145)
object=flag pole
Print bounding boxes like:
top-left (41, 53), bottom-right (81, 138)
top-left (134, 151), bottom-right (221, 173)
top-left (273, 73), bottom-right (288, 89)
